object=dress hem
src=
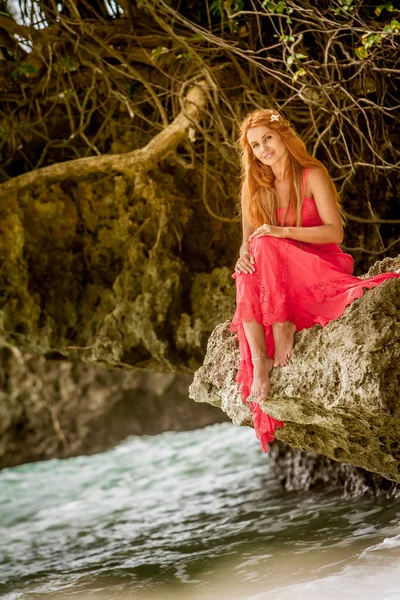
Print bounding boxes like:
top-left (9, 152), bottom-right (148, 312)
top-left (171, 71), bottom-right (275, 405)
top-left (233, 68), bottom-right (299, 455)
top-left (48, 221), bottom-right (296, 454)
top-left (230, 274), bottom-right (399, 453)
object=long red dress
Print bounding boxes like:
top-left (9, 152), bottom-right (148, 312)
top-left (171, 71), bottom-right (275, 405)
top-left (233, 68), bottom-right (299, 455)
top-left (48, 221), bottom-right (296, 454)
top-left (230, 168), bottom-right (400, 452)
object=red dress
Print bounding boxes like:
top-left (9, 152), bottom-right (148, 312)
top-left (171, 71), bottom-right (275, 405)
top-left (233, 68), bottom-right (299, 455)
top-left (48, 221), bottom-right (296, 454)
top-left (230, 168), bottom-right (400, 452)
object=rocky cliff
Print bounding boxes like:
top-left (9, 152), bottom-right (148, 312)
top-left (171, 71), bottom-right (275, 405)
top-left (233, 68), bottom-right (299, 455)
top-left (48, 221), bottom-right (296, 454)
top-left (0, 82), bottom-right (238, 374)
top-left (0, 344), bottom-right (229, 469)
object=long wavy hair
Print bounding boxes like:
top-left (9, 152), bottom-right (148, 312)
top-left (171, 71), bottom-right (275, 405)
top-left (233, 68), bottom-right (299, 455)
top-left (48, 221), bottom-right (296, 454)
top-left (238, 108), bottom-right (346, 229)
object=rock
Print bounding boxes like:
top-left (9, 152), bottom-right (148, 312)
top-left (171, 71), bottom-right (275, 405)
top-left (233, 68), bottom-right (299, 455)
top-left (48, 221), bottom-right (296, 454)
top-left (0, 344), bottom-right (229, 469)
top-left (0, 171), bottom-right (237, 372)
top-left (268, 439), bottom-right (400, 499)
top-left (189, 256), bottom-right (400, 482)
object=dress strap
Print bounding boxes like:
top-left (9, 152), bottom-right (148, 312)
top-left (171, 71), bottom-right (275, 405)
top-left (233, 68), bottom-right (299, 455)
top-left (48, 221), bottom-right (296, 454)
top-left (301, 168), bottom-right (310, 198)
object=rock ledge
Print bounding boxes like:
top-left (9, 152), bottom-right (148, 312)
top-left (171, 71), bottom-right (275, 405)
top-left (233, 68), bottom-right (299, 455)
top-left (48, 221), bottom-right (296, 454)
top-left (189, 256), bottom-right (400, 482)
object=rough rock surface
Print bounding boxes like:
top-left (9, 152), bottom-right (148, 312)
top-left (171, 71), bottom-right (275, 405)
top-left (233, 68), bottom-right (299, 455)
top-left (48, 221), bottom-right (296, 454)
top-left (189, 256), bottom-right (400, 482)
top-left (0, 345), bottom-right (229, 469)
top-left (268, 440), bottom-right (400, 499)
top-left (0, 170), bottom-right (237, 373)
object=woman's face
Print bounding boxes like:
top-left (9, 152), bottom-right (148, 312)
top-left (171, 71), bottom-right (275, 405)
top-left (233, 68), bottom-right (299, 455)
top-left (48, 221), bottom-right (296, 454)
top-left (246, 125), bottom-right (287, 166)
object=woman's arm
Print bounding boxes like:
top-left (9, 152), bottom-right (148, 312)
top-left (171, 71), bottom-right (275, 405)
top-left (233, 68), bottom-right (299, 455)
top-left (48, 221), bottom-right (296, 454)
top-left (284, 224), bottom-right (342, 244)
top-left (284, 168), bottom-right (344, 244)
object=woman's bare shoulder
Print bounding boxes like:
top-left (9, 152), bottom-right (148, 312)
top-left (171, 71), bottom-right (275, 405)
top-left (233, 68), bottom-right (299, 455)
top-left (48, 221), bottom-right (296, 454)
top-left (303, 166), bottom-right (323, 198)
top-left (307, 166), bottom-right (326, 179)
top-left (307, 166), bottom-right (331, 190)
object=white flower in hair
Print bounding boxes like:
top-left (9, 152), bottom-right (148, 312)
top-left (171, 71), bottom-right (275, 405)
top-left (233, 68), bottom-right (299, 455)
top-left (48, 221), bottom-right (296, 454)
top-left (270, 113), bottom-right (280, 122)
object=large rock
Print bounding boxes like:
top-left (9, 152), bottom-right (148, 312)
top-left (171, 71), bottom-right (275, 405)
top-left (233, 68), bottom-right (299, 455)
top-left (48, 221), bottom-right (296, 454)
top-left (0, 171), bottom-right (237, 372)
top-left (0, 345), bottom-right (229, 469)
top-left (189, 256), bottom-right (400, 482)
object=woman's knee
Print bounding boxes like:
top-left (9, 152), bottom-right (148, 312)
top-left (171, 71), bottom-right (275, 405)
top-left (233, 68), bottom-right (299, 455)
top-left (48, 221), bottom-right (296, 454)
top-left (251, 236), bottom-right (282, 265)
top-left (252, 235), bottom-right (281, 252)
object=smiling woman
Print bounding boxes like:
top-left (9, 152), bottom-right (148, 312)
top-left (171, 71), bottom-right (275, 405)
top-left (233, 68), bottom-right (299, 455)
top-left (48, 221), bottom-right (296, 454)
top-left (247, 128), bottom-right (282, 165)
top-left (230, 108), bottom-right (400, 453)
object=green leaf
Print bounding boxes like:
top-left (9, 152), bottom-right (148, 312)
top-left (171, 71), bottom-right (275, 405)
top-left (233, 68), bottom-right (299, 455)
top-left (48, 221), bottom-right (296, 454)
top-left (10, 63), bottom-right (39, 80)
top-left (19, 63), bottom-right (38, 74)
top-left (295, 53), bottom-right (307, 60)
top-left (276, 1), bottom-right (285, 13)
top-left (390, 18), bottom-right (400, 31)
top-left (177, 52), bottom-right (195, 60)
top-left (355, 46), bottom-right (368, 60)
top-left (361, 33), bottom-right (383, 50)
top-left (292, 67), bottom-right (306, 81)
top-left (210, 0), bottom-right (222, 15)
top-left (53, 57), bottom-right (79, 73)
top-left (375, 2), bottom-right (394, 16)
top-left (280, 34), bottom-right (295, 42)
top-left (262, 1), bottom-right (277, 11)
top-left (151, 46), bottom-right (168, 62)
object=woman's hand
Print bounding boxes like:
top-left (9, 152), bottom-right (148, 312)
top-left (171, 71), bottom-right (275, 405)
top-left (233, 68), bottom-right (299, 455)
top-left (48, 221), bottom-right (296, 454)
top-left (248, 224), bottom-right (287, 240)
top-left (235, 242), bottom-right (255, 274)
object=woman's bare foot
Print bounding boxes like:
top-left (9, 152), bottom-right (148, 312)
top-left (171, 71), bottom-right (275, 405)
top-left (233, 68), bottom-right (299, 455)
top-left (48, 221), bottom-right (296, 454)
top-left (250, 355), bottom-right (273, 402)
top-left (272, 321), bottom-right (296, 367)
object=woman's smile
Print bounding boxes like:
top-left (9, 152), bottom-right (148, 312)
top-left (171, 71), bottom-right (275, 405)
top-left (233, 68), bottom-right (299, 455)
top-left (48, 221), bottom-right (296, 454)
top-left (246, 125), bottom-right (287, 170)
top-left (263, 151), bottom-right (274, 160)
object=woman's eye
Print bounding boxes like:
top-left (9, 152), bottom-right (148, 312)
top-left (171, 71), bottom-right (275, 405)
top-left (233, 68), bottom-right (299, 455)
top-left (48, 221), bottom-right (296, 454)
top-left (251, 136), bottom-right (270, 148)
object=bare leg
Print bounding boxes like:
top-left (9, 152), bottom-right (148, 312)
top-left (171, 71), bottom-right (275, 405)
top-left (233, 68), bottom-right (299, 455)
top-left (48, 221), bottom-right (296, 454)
top-left (272, 321), bottom-right (296, 367)
top-left (242, 319), bottom-right (273, 402)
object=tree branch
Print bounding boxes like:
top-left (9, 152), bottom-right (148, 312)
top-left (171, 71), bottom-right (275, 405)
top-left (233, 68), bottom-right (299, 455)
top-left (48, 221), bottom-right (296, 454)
top-left (344, 212), bottom-right (400, 225)
top-left (0, 80), bottom-right (208, 195)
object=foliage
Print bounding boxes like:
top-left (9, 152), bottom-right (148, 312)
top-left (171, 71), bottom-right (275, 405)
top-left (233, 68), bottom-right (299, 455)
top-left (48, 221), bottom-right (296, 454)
top-left (0, 0), bottom-right (399, 262)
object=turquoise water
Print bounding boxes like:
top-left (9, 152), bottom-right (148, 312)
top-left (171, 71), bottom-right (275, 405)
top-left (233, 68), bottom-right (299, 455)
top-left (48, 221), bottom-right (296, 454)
top-left (1, 422), bottom-right (400, 599)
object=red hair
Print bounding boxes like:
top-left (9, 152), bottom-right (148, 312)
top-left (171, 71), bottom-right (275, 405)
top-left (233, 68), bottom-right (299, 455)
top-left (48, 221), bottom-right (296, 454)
top-left (238, 108), bottom-right (345, 228)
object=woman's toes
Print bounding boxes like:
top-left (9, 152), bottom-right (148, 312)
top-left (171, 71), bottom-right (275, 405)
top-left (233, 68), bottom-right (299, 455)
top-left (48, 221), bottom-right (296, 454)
top-left (251, 384), bottom-right (268, 401)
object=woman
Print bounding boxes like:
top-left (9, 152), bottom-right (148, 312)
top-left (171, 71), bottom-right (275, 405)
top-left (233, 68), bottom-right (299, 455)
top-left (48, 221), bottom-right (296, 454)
top-left (230, 108), bottom-right (399, 452)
